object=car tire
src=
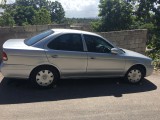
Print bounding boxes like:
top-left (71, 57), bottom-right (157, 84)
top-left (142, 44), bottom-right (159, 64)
top-left (125, 66), bottom-right (145, 84)
top-left (30, 66), bottom-right (59, 88)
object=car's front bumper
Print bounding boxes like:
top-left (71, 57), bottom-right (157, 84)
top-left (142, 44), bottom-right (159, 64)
top-left (146, 65), bottom-right (154, 77)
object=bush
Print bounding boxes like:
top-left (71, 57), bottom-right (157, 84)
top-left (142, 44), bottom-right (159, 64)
top-left (0, 12), bottom-right (15, 26)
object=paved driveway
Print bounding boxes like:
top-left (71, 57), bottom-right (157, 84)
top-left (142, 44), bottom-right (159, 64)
top-left (0, 72), bottom-right (159, 120)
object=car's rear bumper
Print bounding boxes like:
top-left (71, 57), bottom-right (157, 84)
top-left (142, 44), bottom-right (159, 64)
top-left (0, 63), bottom-right (31, 79)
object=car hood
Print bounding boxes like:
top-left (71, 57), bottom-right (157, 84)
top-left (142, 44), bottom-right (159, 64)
top-left (122, 49), bottom-right (152, 60)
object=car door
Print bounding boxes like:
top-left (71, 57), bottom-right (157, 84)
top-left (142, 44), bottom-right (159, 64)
top-left (45, 33), bottom-right (87, 78)
top-left (84, 34), bottom-right (125, 77)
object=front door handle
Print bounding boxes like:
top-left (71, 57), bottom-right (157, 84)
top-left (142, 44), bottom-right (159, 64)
top-left (51, 55), bottom-right (58, 58)
top-left (90, 57), bottom-right (96, 59)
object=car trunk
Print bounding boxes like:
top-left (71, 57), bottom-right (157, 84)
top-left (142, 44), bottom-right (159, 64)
top-left (2, 39), bottom-right (46, 65)
top-left (3, 39), bottom-right (32, 52)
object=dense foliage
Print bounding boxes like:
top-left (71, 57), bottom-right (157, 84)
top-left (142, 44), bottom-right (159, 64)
top-left (32, 7), bottom-right (51, 25)
top-left (0, 12), bottom-right (15, 26)
top-left (0, 0), bottom-right (65, 26)
top-left (92, 0), bottom-right (133, 32)
top-left (136, 0), bottom-right (160, 69)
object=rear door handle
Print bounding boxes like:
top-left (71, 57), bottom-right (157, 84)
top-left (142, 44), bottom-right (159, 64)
top-left (51, 55), bottom-right (58, 58)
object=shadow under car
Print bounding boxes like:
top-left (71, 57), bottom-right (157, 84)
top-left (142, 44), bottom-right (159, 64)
top-left (0, 77), bottom-right (157, 104)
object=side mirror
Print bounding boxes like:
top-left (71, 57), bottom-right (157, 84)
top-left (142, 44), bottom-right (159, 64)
top-left (111, 48), bottom-right (119, 54)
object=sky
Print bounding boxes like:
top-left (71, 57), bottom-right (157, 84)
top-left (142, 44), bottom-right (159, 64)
top-left (53, 0), bottom-right (99, 18)
top-left (0, 0), bottom-right (100, 18)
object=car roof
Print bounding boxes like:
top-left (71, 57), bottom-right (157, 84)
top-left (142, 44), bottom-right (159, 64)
top-left (51, 29), bottom-right (99, 36)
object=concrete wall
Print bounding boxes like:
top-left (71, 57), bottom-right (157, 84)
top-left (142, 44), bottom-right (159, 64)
top-left (98, 29), bottom-right (147, 54)
top-left (0, 24), bottom-right (147, 60)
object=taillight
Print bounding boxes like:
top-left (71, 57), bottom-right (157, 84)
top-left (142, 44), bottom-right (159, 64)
top-left (2, 51), bottom-right (8, 61)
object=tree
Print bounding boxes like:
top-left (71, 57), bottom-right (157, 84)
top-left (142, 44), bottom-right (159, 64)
top-left (13, 6), bottom-right (36, 26)
top-left (135, 0), bottom-right (154, 24)
top-left (133, 0), bottom-right (160, 67)
top-left (154, 6), bottom-right (160, 27)
top-left (0, 0), bottom-right (7, 5)
top-left (32, 7), bottom-right (51, 25)
top-left (0, 12), bottom-right (15, 26)
top-left (15, 0), bottom-right (65, 23)
top-left (16, 0), bottom-right (48, 10)
top-left (48, 1), bottom-right (65, 23)
top-left (92, 0), bottom-right (133, 32)
top-left (1, 0), bottom-right (65, 25)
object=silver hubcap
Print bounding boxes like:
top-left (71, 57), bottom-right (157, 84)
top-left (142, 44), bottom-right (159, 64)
top-left (36, 70), bottom-right (54, 86)
top-left (128, 69), bottom-right (142, 83)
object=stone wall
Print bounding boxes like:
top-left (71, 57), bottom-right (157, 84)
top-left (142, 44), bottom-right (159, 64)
top-left (0, 24), bottom-right (147, 61)
top-left (98, 29), bottom-right (147, 54)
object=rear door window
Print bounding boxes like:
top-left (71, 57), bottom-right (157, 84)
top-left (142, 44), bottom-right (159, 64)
top-left (48, 34), bottom-right (84, 52)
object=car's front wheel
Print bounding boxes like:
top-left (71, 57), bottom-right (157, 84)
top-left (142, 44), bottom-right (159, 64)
top-left (31, 66), bottom-right (59, 88)
top-left (125, 66), bottom-right (145, 84)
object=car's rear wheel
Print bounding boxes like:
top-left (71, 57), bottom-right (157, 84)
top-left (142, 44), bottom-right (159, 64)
top-left (30, 66), bottom-right (59, 88)
top-left (125, 66), bottom-right (145, 84)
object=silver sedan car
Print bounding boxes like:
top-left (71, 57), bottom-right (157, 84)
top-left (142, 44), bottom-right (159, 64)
top-left (1, 29), bottom-right (154, 88)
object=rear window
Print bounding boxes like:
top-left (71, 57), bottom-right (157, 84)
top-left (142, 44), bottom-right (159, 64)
top-left (24, 30), bottom-right (54, 46)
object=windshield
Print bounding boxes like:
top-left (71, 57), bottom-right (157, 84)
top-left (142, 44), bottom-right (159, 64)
top-left (24, 30), bottom-right (54, 46)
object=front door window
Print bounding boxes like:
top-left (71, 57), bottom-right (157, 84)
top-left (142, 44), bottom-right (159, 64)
top-left (84, 35), bottom-right (113, 53)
